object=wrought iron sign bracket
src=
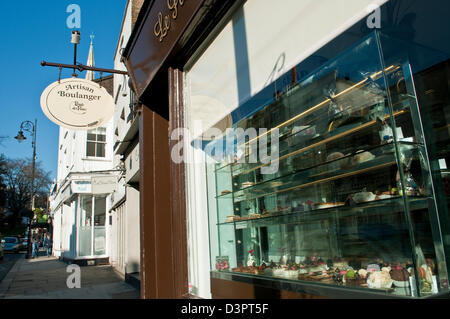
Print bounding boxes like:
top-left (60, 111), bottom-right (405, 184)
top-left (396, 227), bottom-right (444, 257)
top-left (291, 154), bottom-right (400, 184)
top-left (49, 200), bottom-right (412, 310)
top-left (41, 61), bottom-right (129, 76)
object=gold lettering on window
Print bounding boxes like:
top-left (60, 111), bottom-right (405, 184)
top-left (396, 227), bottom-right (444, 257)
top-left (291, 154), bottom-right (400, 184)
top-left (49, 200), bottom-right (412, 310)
top-left (154, 0), bottom-right (185, 42)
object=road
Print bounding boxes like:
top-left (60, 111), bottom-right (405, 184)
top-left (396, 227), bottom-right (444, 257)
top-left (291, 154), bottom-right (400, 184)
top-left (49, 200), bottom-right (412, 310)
top-left (0, 253), bottom-right (23, 283)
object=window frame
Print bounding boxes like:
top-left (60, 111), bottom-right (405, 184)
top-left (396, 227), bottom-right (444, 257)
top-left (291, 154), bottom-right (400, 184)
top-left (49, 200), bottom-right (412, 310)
top-left (86, 127), bottom-right (107, 158)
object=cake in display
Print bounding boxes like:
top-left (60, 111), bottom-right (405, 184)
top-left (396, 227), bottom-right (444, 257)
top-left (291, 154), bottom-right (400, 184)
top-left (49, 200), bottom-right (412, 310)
top-left (390, 266), bottom-right (410, 288)
top-left (367, 270), bottom-right (393, 289)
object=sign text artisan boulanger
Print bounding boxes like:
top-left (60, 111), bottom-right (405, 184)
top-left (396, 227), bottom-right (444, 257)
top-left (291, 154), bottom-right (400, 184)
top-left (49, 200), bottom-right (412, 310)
top-left (58, 84), bottom-right (102, 102)
top-left (40, 78), bottom-right (115, 130)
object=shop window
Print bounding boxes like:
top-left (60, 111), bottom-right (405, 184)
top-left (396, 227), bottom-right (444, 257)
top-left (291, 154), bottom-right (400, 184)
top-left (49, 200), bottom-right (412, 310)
top-left (86, 127), bottom-right (106, 158)
top-left (94, 196), bottom-right (106, 226)
top-left (184, 0), bottom-right (450, 298)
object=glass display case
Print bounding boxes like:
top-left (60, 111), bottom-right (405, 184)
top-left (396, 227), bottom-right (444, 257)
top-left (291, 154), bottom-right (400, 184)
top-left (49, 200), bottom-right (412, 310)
top-left (205, 31), bottom-right (450, 298)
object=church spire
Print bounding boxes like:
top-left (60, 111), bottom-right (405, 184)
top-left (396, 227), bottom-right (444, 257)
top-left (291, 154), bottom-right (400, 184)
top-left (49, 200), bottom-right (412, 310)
top-left (85, 34), bottom-right (95, 81)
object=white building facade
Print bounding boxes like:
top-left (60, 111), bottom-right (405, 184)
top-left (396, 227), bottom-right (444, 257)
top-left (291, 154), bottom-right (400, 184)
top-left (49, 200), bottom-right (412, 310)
top-left (109, 0), bottom-right (142, 280)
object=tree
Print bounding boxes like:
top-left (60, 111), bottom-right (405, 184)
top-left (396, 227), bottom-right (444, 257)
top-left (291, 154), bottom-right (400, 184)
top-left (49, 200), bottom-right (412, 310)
top-left (1, 157), bottom-right (52, 227)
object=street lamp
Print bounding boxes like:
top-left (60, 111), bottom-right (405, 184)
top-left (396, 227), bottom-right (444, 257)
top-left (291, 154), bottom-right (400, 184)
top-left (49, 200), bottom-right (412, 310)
top-left (15, 120), bottom-right (37, 259)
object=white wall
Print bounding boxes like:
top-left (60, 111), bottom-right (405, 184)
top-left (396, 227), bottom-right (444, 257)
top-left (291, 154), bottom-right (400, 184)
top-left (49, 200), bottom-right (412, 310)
top-left (125, 186), bottom-right (140, 274)
top-left (113, 1), bottom-right (133, 153)
top-left (52, 207), bottom-right (62, 257)
top-left (110, 0), bottom-right (141, 276)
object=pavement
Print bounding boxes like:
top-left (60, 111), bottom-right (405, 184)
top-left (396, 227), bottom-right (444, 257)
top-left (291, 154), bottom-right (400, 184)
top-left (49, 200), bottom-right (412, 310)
top-left (0, 253), bottom-right (22, 283)
top-left (0, 250), bottom-right (140, 299)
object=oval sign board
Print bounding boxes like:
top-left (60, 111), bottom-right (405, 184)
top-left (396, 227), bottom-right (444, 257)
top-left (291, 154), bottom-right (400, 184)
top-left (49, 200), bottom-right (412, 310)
top-left (40, 78), bottom-right (114, 130)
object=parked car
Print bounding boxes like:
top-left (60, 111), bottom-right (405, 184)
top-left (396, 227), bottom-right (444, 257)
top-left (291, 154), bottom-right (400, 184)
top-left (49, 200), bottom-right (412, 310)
top-left (20, 237), bottom-right (28, 251)
top-left (0, 235), bottom-right (4, 260)
top-left (3, 237), bottom-right (21, 253)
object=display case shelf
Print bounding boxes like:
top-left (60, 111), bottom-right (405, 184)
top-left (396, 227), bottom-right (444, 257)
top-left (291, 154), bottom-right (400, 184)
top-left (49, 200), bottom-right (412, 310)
top-left (217, 142), bottom-right (421, 204)
top-left (218, 196), bottom-right (429, 227)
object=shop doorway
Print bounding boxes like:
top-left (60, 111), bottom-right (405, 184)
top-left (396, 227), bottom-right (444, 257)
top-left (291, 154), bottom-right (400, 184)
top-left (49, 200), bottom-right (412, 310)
top-left (79, 195), bottom-right (107, 257)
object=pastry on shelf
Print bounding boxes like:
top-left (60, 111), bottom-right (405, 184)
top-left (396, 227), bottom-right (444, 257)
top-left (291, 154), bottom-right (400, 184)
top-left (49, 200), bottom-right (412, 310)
top-left (381, 266), bottom-right (392, 273)
top-left (343, 270), bottom-right (365, 286)
top-left (352, 150), bottom-right (376, 164)
top-left (333, 260), bottom-right (349, 270)
top-left (299, 270), bottom-right (332, 282)
top-left (327, 152), bottom-right (345, 162)
top-left (221, 190), bottom-right (232, 195)
top-left (419, 264), bottom-right (434, 284)
top-left (272, 267), bottom-right (287, 278)
top-left (390, 187), bottom-right (399, 195)
top-left (351, 191), bottom-right (376, 203)
top-left (326, 152), bottom-right (351, 170)
top-left (242, 181), bottom-right (255, 189)
top-left (390, 266), bottom-right (410, 288)
top-left (284, 269), bottom-right (300, 280)
top-left (375, 190), bottom-right (393, 200)
top-left (314, 202), bottom-right (345, 210)
top-left (270, 181), bottom-right (283, 188)
top-left (270, 263), bottom-right (300, 280)
top-left (261, 209), bottom-right (271, 218)
top-left (358, 269), bottom-right (368, 279)
top-left (367, 270), bottom-right (393, 289)
top-left (225, 215), bottom-right (241, 223)
top-left (367, 264), bottom-right (381, 273)
top-left (309, 264), bottom-right (329, 273)
top-left (240, 266), bottom-right (260, 275)
top-left (248, 213), bottom-right (261, 219)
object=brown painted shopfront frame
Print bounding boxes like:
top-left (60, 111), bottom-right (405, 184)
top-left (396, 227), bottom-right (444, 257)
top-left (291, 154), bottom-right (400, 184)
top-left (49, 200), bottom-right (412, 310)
top-left (137, 67), bottom-right (188, 299)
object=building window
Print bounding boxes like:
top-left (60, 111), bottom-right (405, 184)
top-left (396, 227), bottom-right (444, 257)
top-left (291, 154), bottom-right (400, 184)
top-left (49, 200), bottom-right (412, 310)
top-left (86, 127), bottom-right (106, 158)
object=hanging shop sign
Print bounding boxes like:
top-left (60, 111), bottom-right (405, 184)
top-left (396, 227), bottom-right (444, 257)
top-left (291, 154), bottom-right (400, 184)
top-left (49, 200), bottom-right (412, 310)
top-left (40, 78), bottom-right (114, 130)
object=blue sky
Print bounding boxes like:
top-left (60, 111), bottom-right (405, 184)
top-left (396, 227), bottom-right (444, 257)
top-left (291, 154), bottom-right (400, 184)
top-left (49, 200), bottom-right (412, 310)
top-left (0, 1), bottom-right (126, 181)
